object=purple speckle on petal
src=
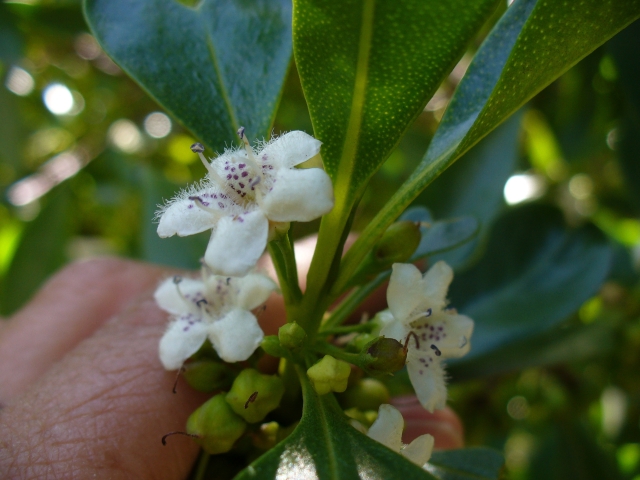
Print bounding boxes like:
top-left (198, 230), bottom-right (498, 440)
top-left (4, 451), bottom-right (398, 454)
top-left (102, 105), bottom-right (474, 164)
top-left (227, 174), bottom-right (232, 180)
top-left (241, 171), bottom-right (248, 177)
top-left (218, 202), bottom-right (225, 208)
top-left (239, 182), bottom-right (245, 188)
top-left (234, 175), bottom-right (239, 180)
top-left (188, 204), bottom-right (193, 209)
top-left (239, 163), bottom-right (246, 168)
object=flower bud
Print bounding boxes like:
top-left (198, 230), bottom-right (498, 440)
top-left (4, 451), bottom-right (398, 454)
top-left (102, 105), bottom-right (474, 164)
top-left (261, 335), bottom-right (287, 357)
top-left (186, 394), bottom-right (246, 454)
top-left (307, 355), bottom-right (351, 395)
top-left (340, 378), bottom-right (391, 411)
top-left (226, 369), bottom-right (285, 423)
top-left (364, 337), bottom-right (407, 374)
top-left (278, 322), bottom-right (307, 349)
top-left (183, 360), bottom-right (234, 392)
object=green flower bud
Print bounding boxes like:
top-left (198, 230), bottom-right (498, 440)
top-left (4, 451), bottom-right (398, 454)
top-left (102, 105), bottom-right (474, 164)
top-left (183, 360), bottom-right (234, 392)
top-left (186, 394), bottom-right (246, 454)
top-left (261, 335), bottom-right (287, 357)
top-left (347, 333), bottom-right (378, 353)
top-left (344, 407), bottom-right (378, 429)
top-left (364, 337), bottom-right (407, 374)
top-left (226, 369), bottom-right (285, 423)
top-left (307, 355), bottom-right (351, 395)
top-left (340, 378), bottom-right (391, 411)
top-left (278, 322), bottom-right (307, 349)
top-left (252, 421), bottom-right (280, 450)
top-left (374, 220), bottom-right (421, 265)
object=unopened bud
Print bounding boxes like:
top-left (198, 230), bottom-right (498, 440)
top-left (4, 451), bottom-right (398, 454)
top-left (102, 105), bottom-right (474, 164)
top-left (278, 322), bottom-right (307, 349)
top-left (183, 360), bottom-right (234, 392)
top-left (186, 394), bottom-right (246, 454)
top-left (226, 369), bottom-right (285, 423)
top-left (261, 336), bottom-right (287, 357)
top-left (340, 378), bottom-right (391, 411)
top-left (307, 355), bottom-right (351, 395)
top-left (364, 337), bottom-right (407, 374)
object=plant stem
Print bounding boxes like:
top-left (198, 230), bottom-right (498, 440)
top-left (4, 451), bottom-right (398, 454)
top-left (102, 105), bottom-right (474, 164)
top-left (311, 341), bottom-right (363, 366)
top-left (322, 273), bottom-right (388, 330)
top-left (268, 233), bottom-right (302, 306)
top-left (193, 450), bottom-right (210, 480)
top-left (319, 323), bottom-right (375, 336)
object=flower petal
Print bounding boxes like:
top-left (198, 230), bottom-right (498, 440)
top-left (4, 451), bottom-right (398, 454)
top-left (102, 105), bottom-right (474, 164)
top-left (259, 131), bottom-right (322, 169)
top-left (208, 308), bottom-right (264, 362)
top-left (401, 434), bottom-right (434, 466)
top-left (379, 317), bottom-right (409, 343)
top-left (388, 263), bottom-right (426, 324)
top-left (204, 210), bottom-right (269, 277)
top-left (367, 404), bottom-right (404, 452)
top-left (420, 261), bottom-right (453, 310)
top-left (431, 313), bottom-right (474, 358)
top-left (154, 276), bottom-right (206, 316)
top-left (158, 314), bottom-right (208, 370)
top-left (234, 273), bottom-right (277, 310)
top-left (407, 353), bottom-right (447, 413)
top-left (156, 186), bottom-right (224, 237)
top-left (260, 168), bottom-right (334, 222)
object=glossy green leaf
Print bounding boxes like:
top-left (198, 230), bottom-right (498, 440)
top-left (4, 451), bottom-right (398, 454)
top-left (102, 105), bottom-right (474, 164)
top-left (427, 448), bottom-right (504, 480)
top-left (295, 0), bottom-right (501, 309)
top-left (235, 369), bottom-right (435, 480)
top-left (139, 167), bottom-right (208, 269)
top-left (84, 0), bottom-right (292, 148)
top-left (448, 204), bottom-right (612, 367)
top-left (340, 0), bottom-right (640, 289)
top-left (0, 187), bottom-right (72, 315)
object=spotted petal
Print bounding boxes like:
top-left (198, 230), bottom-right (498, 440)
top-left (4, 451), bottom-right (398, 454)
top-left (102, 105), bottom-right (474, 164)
top-left (260, 167), bottom-right (334, 222)
top-left (154, 276), bottom-right (205, 316)
top-left (158, 314), bottom-right (208, 370)
top-left (388, 263), bottom-right (427, 324)
top-left (208, 308), bottom-right (264, 362)
top-left (204, 210), bottom-right (269, 277)
top-left (156, 186), bottom-right (223, 238)
top-left (407, 353), bottom-right (447, 413)
top-left (431, 313), bottom-right (474, 358)
top-left (235, 273), bottom-right (277, 310)
top-left (420, 261), bottom-right (453, 310)
top-left (367, 404), bottom-right (404, 452)
top-left (259, 130), bottom-right (322, 169)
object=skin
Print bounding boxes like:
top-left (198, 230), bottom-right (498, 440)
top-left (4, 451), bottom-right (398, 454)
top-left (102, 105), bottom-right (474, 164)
top-left (0, 248), bottom-right (463, 479)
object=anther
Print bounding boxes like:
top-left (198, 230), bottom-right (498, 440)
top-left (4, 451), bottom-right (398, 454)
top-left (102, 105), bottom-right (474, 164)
top-left (196, 299), bottom-right (208, 307)
top-left (403, 331), bottom-right (420, 351)
top-left (430, 344), bottom-right (441, 356)
top-left (191, 142), bottom-right (205, 153)
top-left (161, 431), bottom-right (200, 446)
top-left (424, 308), bottom-right (432, 317)
top-left (237, 127), bottom-right (245, 139)
top-left (189, 196), bottom-right (220, 215)
top-left (226, 278), bottom-right (231, 285)
top-left (244, 391), bottom-right (258, 409)
top-left (173, 275), bottom-right (183, 284)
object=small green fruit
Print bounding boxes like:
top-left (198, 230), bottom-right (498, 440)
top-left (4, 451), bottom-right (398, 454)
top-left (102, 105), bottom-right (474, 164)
top-left (186, 394), bottom-right (246, 454)
top-left (226, 369), bottom-right (285, 423)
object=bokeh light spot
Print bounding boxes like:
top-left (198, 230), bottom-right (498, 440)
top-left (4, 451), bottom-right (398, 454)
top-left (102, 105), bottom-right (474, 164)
top-left (144, 112), bottom-right (172, 138)
top-left (43, 83), bottom-right (74, 115)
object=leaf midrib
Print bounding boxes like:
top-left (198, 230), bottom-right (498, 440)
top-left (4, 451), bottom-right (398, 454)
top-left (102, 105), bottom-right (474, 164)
top-left (334, 0), bottom-right (375, 197)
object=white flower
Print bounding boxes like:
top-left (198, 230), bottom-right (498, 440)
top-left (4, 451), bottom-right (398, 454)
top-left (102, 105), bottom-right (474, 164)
top-left (155, 269), bottom-right (276, 370)
top-left (379, 261), bottom-right (474, 412)
top-left (366, 404), bottom-right (435, 467)
top-left (156, 129), bottom-right (334, 277)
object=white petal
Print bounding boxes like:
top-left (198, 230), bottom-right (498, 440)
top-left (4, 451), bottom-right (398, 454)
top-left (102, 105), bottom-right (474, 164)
top-left (367, 404), bottom-right (404, 452)
top-left (432, 313), bottom-right (474, 358)
top-left (158, 314), bottom-right (208, 370)
top-left (401, 434), bottom-right (434, 466)
top-left (208, 308), bottom-right (264, 362)
top-left (204, 210), bottom-right (269, 277)
top-left (260, 168), bottom-right (334, 222)
top-left (379, 319), bottom-right (409, 343)
top-left (388, 263), bottom-right (426, 323)
top-left (234, 273), bottom-right (277, 310)
top-left (154, 276), bottom-right (206, 316)
top-left (420, 261), bottom-right (453, 310)
top-left (156, 187), bottom-right (222, 238)
top-left (259, 131), bottom-right (322, 169)
top-left (407, 353), bottom-right (447, 413)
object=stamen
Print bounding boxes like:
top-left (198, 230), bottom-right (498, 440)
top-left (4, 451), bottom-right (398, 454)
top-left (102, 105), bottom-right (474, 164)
top-left (196, 299), bottom-right (208, 307)
top-left (172, 365), bottom-right (186, 394)
top-left (189, 196), bottom-right (222, 216)
top-left (236, 126), bottom-right (263, 197)
top-left (404, 331), bottom-right (420, 351)
top-left (161, 431), bottom-right (200, 446)
top-left (226, 277), bottom-right (231, 286)
top-left (173, 276), bottom-right (187, 302)
top-left (255, 304), bottom-right (267, 318)
top-left (190, 143), bottom-right (238, 200)
top-left (430, 344), bottom-right (441, 356)
top-left (424, 308), bottom-right (433, 317)
top-left (244, 391), bottom-right (258, 409)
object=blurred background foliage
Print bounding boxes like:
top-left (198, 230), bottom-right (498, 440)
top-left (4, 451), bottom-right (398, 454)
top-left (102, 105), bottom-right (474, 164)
top-left (0, 1), bottom-right (639, 479)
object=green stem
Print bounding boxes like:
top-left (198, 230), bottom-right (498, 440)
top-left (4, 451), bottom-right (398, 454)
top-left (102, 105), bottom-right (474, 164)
top-left (268, 233), bottom-right (302, 306)
top-left (322, 273), bottom-right (388, 330)
top-left (311, 341), bottom-right (364, 366)
top-left (193, 450), bottom-right (210, 480)
top-left (319, 323), bottom-right (375, 336)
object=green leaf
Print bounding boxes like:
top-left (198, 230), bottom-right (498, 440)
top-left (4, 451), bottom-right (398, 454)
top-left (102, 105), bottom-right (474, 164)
top-left (0, 187), bottom-right (72, 315)
top-left (235, 367), bottom-right (435, 480)
top-left (295, 0), bottom-right (501, 312)
top-left (84, 0), bottom-right (292, 148)
top-left (448, 204), bottom-right (612, 368)
top-left (139, 167), bottom-right (208, 269)
top-left (427, 448), bottom-right (504, 480)
top-left (340, 0), bottom-right (640, 290)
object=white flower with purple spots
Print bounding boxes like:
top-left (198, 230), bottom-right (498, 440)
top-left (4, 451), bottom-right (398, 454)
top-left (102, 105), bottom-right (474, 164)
top-left (155, 270), bottom-right (276, 370)
top-left (156, 128), bottom-right (334, 277)
top-left (379, 261), bottom-right (474, 412)
top-left (366, 404), bottom-right (435, 467)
